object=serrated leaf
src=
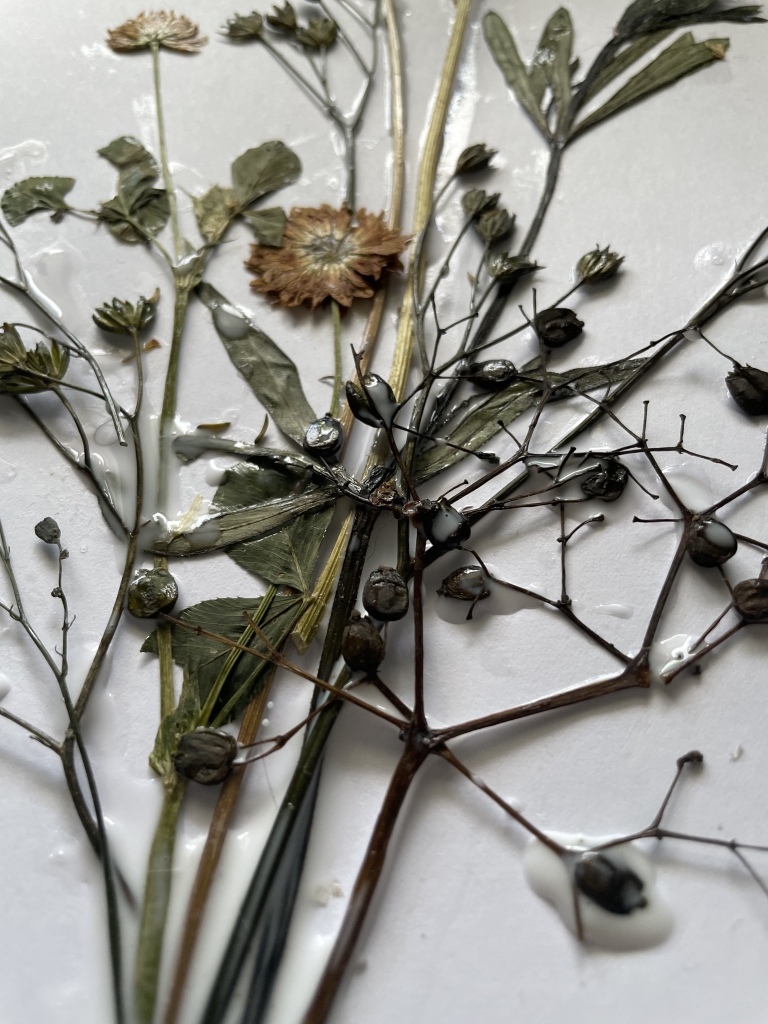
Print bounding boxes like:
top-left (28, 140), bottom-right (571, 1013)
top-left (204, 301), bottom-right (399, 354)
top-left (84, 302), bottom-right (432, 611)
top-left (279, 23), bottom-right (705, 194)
top-left (415, 358), bottom-right (648, 481)
top-left (584, 30), bottom-right (673, 101)
top-left (142, 595), bottom-right (303, 723)
top-left (572, 33), bottom-right (730, 137)
top-left (197, 282), bottom-right (316, 445)
top-left (193, 185), bottom-right (238, 243)
top-left (230, 141), bottom-right (301, 208)
top-left (529, 8), bottom-right (574, 132)
top-left (97, 135), bottom-right (157, 172)
top-left (483, 11), bottom-right (550, 137)
top-left (242, 206), bottom-right (287, 246)
top-left (1, 177), bottom-right (75, 226)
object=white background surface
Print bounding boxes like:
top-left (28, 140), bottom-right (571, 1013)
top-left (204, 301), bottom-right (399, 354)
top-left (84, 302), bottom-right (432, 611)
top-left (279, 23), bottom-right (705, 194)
top-left (1, 1), bottom-right (768, 1022)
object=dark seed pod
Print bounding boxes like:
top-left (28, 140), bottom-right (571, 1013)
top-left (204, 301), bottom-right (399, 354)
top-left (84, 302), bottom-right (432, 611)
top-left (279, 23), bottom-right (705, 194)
top-left (303, 414), bottom-right (343, 457)
top-left (34, 517), bottom-right (61, 545)
top-left (464, 358), bottom-right (517, 391)
top-left (581, 460), bottom-right (629, 502)
top-left (533, 307), bottom-right (584, 348)
top-left (687, 517), bottom-right (737, 568)
top-left (341, 611), bottom-right (385, 674)
top-left (127, 566), bottom-right (178, 618)
top-left (574, 851), bottom-right (648, 916)
top-left (345, 373), bottom-right (398, 428)
top-left (438, 565), bottom-right (490, 619)
top-left (423, 498), bottom-right (471, 550)
top-left (362, 566), bottom-right (409, 622)
top-left (173, 728), bottom-right (237, 785)
top-left (725, 364), bottom-right (768, 416)
top-left (733, 578), bottom-right (768, 622)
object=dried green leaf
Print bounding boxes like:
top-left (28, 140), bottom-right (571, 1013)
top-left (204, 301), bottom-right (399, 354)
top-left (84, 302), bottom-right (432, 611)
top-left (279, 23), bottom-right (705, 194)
top-left (193, 185), bottom-right (238, 243)
top-left (98, 143), bottom-right (170, 244)
top-left (0, 324), bottom-right (70, 394)
top-left (197, 282), bottom-right (316, 445)
top-left (584, 30), bottom-right (673, 100)
top-left (230, 141), bottom-right (301, 209)
top-left (1, 177), bottom-right (75, 226)
top-left (242, 206), bottom-right (287, 246)
top-left (97, 135), bottom-right (157, 171)
top-left (148, 666), bottom-right (201, 781)
top-left (483, 11), bottom-right (551, 137)
top-left (573, 33), bottom-right (730, 137)
top-left (529, 8), bottom-right (574, 131)
top-left (617, 0), bottom-right (764, 38)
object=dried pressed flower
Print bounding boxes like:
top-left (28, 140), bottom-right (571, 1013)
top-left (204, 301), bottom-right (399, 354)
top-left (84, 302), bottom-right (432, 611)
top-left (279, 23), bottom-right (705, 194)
top-left (486, 252), bottom-right (538, 281)
top-left (223, 11), bottom-right (264, 39)
top-left (576, 245), bottom-right (624, 285)
top-left (106, 11), bottom-right (208, 53)
top-left (296, 17), bottom-right (337, 48)
top-left (461, 189), bottom-right (499, 218)
top-left (0, 324), bottom-right (70, 394)
top-left (246, 205), bottom-right (409, 308)
top-left (34, 518), bottom-right (61, 546)
top-left (266, 2), bottom-right (298, 33)
top-left (455, 143), bottom-right (497, 175)
top-left (93, 289), bottom-right (160, 335)
top-left (475, 206), bottom-right (514, 243)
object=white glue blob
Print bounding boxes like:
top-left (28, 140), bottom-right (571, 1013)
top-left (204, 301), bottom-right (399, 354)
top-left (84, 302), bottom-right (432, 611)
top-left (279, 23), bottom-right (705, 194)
top-left (213, 303), bottom-right (251, 340)
top-left (649, 633), bottom-right (698, 680)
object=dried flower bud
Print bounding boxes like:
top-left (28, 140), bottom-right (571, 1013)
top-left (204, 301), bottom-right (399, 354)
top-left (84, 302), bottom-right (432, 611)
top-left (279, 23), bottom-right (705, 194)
top-left (362, 566), bottom-right (409, 622)
top-left (455, 143), bottom-right (497, 175)
top-left (423, 498), bottom-right (471, 550)
top-left (576, 245), bottom-right (624, 285)
top-left (0, 324), bottom-right (70, 394)
top-left (485, 252), bottom-right (538, 282)
top-left (296, 16), bottom-right (337, 47)
top-left (574, 851), bottom-right (647, 915)
top-left (533, 307), bottom-right (584, 348)
top-left (34, 517), bottom-right (61, 545)
top-left (127, 567), bottom-right (178, 618)
top-left (345, 373), bottom-right (398, 428)
top-left (93, 289), bottom-right (159, 336)
top-left (437, 565), bottom-right (490, 619)
top-left (687, 517), bottom-right (737, 568)
top-left (303, 414), bottom-right (343, 457)
top-left (464, 358), bottom-right (517, 391)
top-left (173, 728), bottom-right (237, 785)
top-left (725, 364), bottom-right (768, 416)
top-left (677, 749), bottom-right (704, 768)
top-left (733, 578), bottom-right (768, 622)
top-left (461, 189), bottom-right (499, 218)
top-left (475, 206), bottom-right (513, 243)
top-left (267, 2), bottom-right (297, 32)
top-left (341, 611), bottom-right (385, 674)
top-left (580, 459), bottom-right (629, 502)
top-left (224, 12), bottom-right (264, 39)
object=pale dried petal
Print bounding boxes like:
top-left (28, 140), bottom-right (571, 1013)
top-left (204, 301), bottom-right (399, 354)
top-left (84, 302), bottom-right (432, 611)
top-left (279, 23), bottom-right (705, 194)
top-left (107, 11), bottom-right (208, 53)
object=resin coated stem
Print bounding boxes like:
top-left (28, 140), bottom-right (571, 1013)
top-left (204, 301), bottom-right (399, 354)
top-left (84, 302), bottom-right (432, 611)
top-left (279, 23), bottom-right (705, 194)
top-left (158, 286), bottom-right (191, 512)
top-left (331, 299), bottom-right (343, 418)
top-left (151, 42), bottom-right (181, 260)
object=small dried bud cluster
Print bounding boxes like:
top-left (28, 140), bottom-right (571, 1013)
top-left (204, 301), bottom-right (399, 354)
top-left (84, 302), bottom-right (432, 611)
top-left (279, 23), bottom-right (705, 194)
top-left (475, 206), bottom-right (514, 244)
top-left (576, 245), bottom-right (624, 285)
top-left (485, 253), bottom-right (538, 282)
top-left (265, 2), bottom-right (337, 47)
top-left (34, 517), bottom-right (61, 545)
top-left (0, 324), bottom-right (70, 395)
top-left (455, 143), bottom-right (497, 175)
top-left (93, 290), bottom-right (160, 336)
top-left (461, 189), bottom-right (499, 218)
top-left (224, 12), bottom-right (264, 39)
top-left (533, 307), bottom-right (584, 348)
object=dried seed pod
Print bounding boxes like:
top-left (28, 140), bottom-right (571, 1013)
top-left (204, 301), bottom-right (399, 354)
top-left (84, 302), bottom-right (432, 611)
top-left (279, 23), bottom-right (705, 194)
top-left (362, 566), bottom-right (409, 622)
top-left (687, 517), bottom-right (737, 568)
top-left (485, 252), bottom-right (539, 282)
top-left (464, 358), bottom-right (517, 391)
top-left (224, 12), bottom-right (264, 38)
top-left (295, 16), bottom-right (337, 47)
top-left (733, 578), bottom-right (768, 622)
top-left (576, 245), bottom-right (624, 285)
top-left (173, 728), bottom-right (237, 785)
top-left (580, 460), bottom-right (629, 502)
top-left (533, 307), bottom-right (584, 348)
top-left (574, 851), bottom-right (647, 915)
top-left (127, 566), bottom-right (179, 618)
top-left (423, 498), bottom-right (471, 550)
top-left (461, 189), bottom-right (499, 218)
top-left (341, 611), bottom-right (385, 674)
top-left (455, 143), bottom-right (496, 175)
top-left (475, 206), bottom-right (514, 244)
top-left (303, 414), bottom-right (343, 457)
top-left (438, 565), bottom-right (490, 619)
top-left (34, 517), bottom-right (61, 545)
top-left (345, 373), bottom-right (398, 428)
top-left (725, 364), bottom-right (768, 416)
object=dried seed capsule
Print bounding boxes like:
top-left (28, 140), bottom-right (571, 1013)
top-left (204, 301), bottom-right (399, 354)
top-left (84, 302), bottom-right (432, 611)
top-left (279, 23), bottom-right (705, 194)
top-left (576, 245), bottom-right (624, 285)
top-left (173, 728), bottom-right (237, 785)
top-left (725, 364), bottom-right (768, 416)
top-left (362, 566), bottom-right (409, 622)
top-left (687, 517), bottom-right (737, 568)
top-left (341, 611), bottom-right (385, 674)
top-left (438, 565), bottom-right (490, 619)
top-left (464, 358), bottom-right (517, 391)
top-left (127, 566), bottom-right (178, 618)
top-left (423, 498), bottom-right (471, 549)
top-left (574, 851), bottom-right (647, 915)
top-left (461, 189), bottom-right (499, 218)
top-left (34, 517), bottom-right (61, 545)
top-left (533, 307), bottom-right (584, 348)
top-left (475, 206), bottom-right (514, 244)
top-left (303, 414), bottom-right (343, 457)
top-left (580, 460), bottom-right (629, 502)
top-left (345, 373), bottom-right (398, 428)
top-left (733, 578), bottom-right (768, 622)
top-left (485, 252), bottom-right (538, 282)
top-left (455, 143), bottom-right (496, 175)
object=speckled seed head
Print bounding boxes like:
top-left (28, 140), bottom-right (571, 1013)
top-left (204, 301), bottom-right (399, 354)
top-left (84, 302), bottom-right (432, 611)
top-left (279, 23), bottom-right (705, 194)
top-left (127, 567), bottom-right (178, 618)
top-left (362, 566), bottom-right (409, 622)
top-left (303, 414), bottom-right (343, 457)
top-left (341, 611), bottom-right (385, 674)
top-left (465, 358), bottom-right (517, 391)
top-left (533, 307), bottom-right (584, 348)
top-left (725, 364), bottom-right (768, 416)
top-left (574, 852), bottom-right (647, 915)
top-left (733, 578), bottom-right (768, 622)
top-left (687, 517), bottom-right (738, 568)
top-left (423, 499), bottom-right (471, 550)
top-left (173, 728), bottom-right (237, 785)
top-left (581, 460), bottom-right (629, 502)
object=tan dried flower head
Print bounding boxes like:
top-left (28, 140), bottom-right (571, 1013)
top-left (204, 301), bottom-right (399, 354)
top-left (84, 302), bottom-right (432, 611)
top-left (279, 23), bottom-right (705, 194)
top-left (246, 205), bottom-right (409, 309)
top-left (106, 11), bottom-right (208, 53)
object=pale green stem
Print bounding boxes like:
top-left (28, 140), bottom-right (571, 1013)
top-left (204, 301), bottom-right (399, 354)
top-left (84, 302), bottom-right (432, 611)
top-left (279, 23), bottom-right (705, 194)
top-left (151, 41), bottom-right (181, 261)
top-left (330, 299), bottom-right (343, 418)
top-left (157, 286), bottom-right (191, 513)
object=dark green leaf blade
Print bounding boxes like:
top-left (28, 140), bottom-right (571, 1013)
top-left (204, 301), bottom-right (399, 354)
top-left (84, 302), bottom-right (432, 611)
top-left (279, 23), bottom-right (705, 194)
top-left (229, 506), bottom-right (334, 591)
top-left (572, 33), bottom-right (730, 137)
top-left (1, 177), bottom-right (75, 226)
top-left (242, 206), bottom-right (287, 246)
top-left (230, 141), bottom-right (301, 208)
top-left (98, 136), bottom-right (158, 172)
top-left (483, 11), bottom-right (551, 137)
top-left (530, 8), bottom-right (574, 131)
top-left (583, 30), bottom-right (673, 100)
top-left (197, 282), bottom-right (316, 444)
top-left (617, 0), bottom-right (764, 37)
top-left (193, 185), bottom-right (238, 243)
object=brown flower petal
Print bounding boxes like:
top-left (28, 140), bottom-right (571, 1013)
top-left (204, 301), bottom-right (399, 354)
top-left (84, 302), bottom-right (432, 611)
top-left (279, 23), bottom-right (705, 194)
top-left (107, 11), bottom-right (207, 53)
